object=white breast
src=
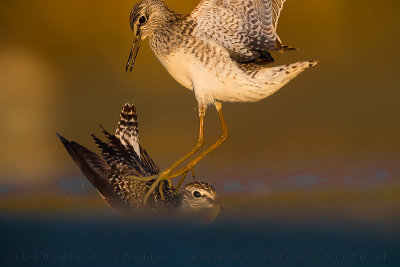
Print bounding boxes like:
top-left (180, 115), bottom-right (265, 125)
top-left (156, 49), bottom-right (230, 106)
top-left (156, 50), bottom-right (194, 91)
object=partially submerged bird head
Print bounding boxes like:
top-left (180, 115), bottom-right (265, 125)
top-left (126, 0), bottom-right (167, 71)
top-left (179, 181), bottom-right (218, 213)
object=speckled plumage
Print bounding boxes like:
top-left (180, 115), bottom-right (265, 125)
top-left (191, 0), bottom-right (287, 61)
top-left (115, 104), bottom-right (140, 158)
top-left (58, 104), bottom-right (217, 213)
top-left (127, 0), bottom-right (317, 107)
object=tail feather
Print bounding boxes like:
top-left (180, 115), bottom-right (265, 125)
top-left (92, 103), bottom-right (159, 176)
top-left (253, 60), bottom-right (318, 99)
top-left (259, 60), bottom-right (318, 82)
top-left (115, 103), bottom-right (140, 158)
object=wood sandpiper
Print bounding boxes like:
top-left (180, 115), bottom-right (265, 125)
top-left (58, 103), bottom-right (218, 215)
top-left (125, 0), bottom-right (318, 203)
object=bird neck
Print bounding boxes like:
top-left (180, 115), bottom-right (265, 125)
top-left (148, 9), bottom-right (185, 57)
top-left (150, 1), bottom-right (181, 31)
top-left (177, 192), bottom-right (194, 213)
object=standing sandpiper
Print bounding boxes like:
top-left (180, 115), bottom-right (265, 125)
top-left (126, 0), bottom-right (318, 202)
top-left (58, 104), bottom-right (218, 215)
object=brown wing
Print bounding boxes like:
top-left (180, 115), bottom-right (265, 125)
top-left (57, 133), bottom-right (128, 209)
top-left (191, 0), bottom-right (287, 62)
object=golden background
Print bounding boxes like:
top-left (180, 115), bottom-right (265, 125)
top-left (0, 0), bottom-right (399, 217)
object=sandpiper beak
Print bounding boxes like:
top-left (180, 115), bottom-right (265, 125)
top-left (126, 36), bottom-right (142, 72)
top-left (201, 203), bottom-right (220, 224)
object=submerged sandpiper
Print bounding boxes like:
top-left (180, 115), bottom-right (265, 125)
top-left (58, 104), bottom-right (218, 214)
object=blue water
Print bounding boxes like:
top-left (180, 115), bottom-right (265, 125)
top-left (0, 213), bottom-right (398, 267)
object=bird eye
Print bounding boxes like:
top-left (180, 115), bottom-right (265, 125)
top-left (138, 16), bottom-right (147, 24)
top-left (193, 191), bottom-right (202, 198)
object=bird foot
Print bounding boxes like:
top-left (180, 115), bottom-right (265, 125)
top-left (169, 163), bottom-right (197, 194)
top-left (126, 169), bottom-right (177, 204)
top-left (126, 164), bottom-right (197, 204)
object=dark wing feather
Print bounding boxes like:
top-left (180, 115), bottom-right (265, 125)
top-left (57, 133), bottom-right (127, 209)
top-left (100, 126), bottom-right (148, 175)
top-left (139, 145), bottom-right (159, 174)
top-left (91, 134), bottom-right (121, 167)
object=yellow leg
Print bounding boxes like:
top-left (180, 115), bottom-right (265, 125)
top-left (175, 172), bottom-right (187, 194)
top-left (169, 102), bottom-right (228, 180)
top-left (126, 106), bottom-right (206, 203)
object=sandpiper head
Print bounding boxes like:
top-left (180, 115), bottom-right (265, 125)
top-left (179, 181), bottom-right (218, 214)
top-left (126, 0), bottom-right (166, 71)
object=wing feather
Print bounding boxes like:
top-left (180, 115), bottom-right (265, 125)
top-left (100, 126), bottom-right (149, 176)
top-left (271, 0), bottom-right (286, 30)
top-left (191, 0), bottom-right (288, 62)
top-left (57, 134), bottom-right (128, 209)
